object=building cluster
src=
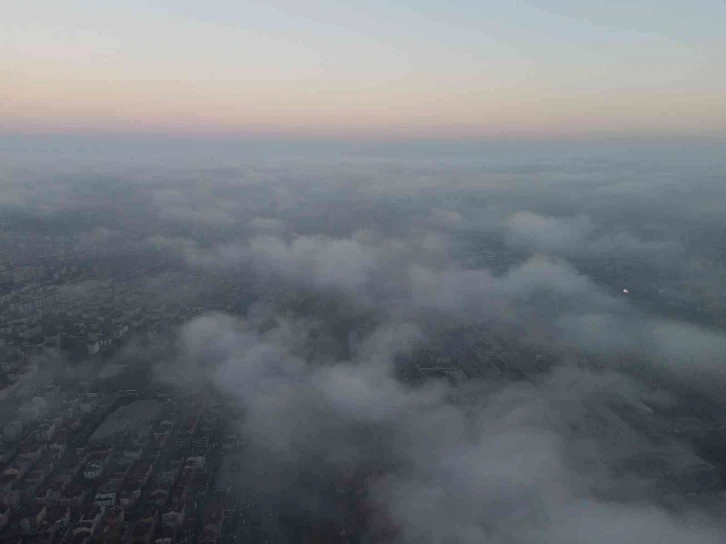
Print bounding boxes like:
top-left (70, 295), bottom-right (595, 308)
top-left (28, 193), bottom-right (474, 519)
top-left (0, 217), bottom-right (724, 543)
top-left (0, 230), bottom-right (292, 543)
top-left (0, 231), bottom-right (247, 404)
top-left (0, 385), bottom-right (233, 544)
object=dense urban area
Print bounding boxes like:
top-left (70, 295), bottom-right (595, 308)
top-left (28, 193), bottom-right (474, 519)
top-left (1, 156), bottom-right (725, 544)
top-left (0, 231), bottom-right (286, 542)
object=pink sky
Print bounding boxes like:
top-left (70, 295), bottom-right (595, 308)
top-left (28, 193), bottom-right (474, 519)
top-left (3, 2), bottom-right (725, 140)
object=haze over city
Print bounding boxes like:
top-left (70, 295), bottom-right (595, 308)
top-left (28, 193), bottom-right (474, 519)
top-left (1, 2), bottom-right (726, 544)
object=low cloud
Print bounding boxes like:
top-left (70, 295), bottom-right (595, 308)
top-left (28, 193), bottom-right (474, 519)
top-left (249, 217), bottom-right (285, 233)
top-left (163, 312), bottom-right (726, 543)
top-left (506, 211), bottom-right (681, 259)
top-left (154, 226), bottom-right (726, 393)
top-left (3, 152), bottom-right (726, 542)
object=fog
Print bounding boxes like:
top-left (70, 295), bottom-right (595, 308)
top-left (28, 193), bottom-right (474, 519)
top-left (1, 144), bottom-right (726, 542)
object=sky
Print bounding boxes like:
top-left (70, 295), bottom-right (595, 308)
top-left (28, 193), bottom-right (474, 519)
top-left (2, 0), bottom-right (726, 141)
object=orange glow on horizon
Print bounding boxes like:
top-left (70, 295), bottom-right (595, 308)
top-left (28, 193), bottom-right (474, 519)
top-left (2, 44), bottom-right (725, 140)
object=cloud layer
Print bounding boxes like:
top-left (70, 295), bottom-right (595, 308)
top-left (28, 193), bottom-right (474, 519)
top-left (3, 152), bottom-right (726, 542)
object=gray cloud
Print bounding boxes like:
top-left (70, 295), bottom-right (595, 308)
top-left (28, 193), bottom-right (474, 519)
top-left (161, 228), bottom-right (726, 393)
top-left (165, 312), bottom-right (726, 543)
top-left (249, 217), bottom-right (286, 233)
top-left (3, 151), bottom-right (726, 542)
top-left (506, 211), bottom-right (682, 259)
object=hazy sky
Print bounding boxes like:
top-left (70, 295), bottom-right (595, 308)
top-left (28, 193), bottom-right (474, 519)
top-left (2, 1), bottom-right (725, 140)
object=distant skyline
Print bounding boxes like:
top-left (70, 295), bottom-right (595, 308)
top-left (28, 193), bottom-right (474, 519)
top-left (2, 1), bottom-right (725, 141)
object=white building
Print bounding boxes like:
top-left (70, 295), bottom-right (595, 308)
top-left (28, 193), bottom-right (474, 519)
top-left (93, 487), bottom-right (117, 508)
top-left (87, 341), bottom-right (100, 355)
top-left (83, 463), bottom-right (104, 481)
top-left (33, 422), bottom-right (57, 442)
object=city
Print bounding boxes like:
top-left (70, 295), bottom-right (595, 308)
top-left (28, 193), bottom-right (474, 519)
top-left (2, 204), bottom-right (726, 543)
